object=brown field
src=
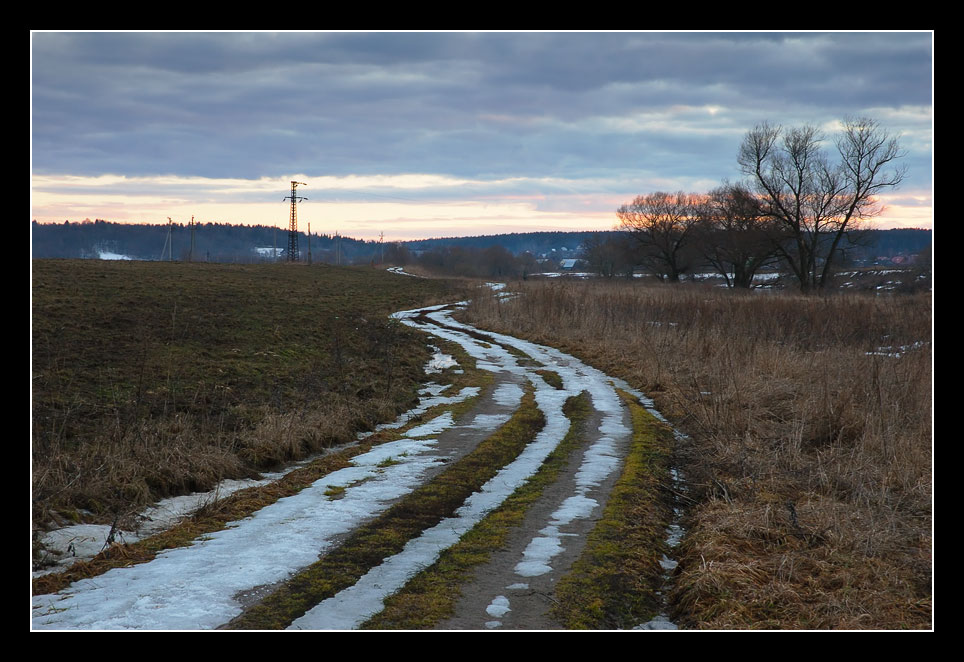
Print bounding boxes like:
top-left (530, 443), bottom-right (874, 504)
top-left (31, 259), bottom-right (465, 537)
top-left (460, 278), bottom-right (932, 629)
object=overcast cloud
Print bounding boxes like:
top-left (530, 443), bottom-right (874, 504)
top-left (30, 31), bottom-right (933, 239)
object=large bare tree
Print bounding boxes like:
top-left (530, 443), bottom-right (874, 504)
top-left (616, 191), bottom-right (702, 282)
top-left (738, 117), bottom-right (906, 292)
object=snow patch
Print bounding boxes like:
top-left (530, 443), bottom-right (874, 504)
top-left (467, 412), bottom-right (512, 429)
top-left (492, 382), bottom-right (524, 406)
top-left (486, 595), bottom-right (511, 618)
top-left (404, 412), bottom-right (455, 438)
top-left (635, 615), bottom-right (678, 630)
top-left (425, 350), bottom-right (458, 374)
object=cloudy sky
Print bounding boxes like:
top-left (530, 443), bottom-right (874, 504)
top-left (30, 31), bottom-right (933, 241)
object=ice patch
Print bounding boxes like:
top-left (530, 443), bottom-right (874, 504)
top-left (635, 615), bottom-right (678, 630)
top-left (362, 386), bottom-right (479, 438)
top-left (492, 382), bottom-right (524, 406)
top-left (659, 555), bottom-right (678, 571)
top-left (350, 437), bottom-right (438, 467)
top-left (425, 351), bottom-right (458, 374)
top-left (467, 413), bottom-right (512, 429)
top-left (34, 468), bottom-right (296, 576)
top-left (404, 412), bottom-right (455, 438)
top-left (665, 523), bottom-right (683, 548)
top-left (486, 595), bottom-right (511, 618)
top-left (514, 533), bottom-right (565, 577)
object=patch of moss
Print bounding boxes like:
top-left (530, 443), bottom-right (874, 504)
top-left (549, 389), bottom-right (676, 629)
top-left (535, 369), bottom-right (564, 390)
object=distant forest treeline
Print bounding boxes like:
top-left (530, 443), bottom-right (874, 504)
top-left (31, 220), bottom-right (388, 264)
top-left (31, 219), bottom-right (931, 268)
top-left (30, 220), bottom-right (610, 263)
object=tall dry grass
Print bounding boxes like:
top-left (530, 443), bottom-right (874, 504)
top-left (461, 279), bottom-right (932, 629)
top-left (32, 390), bottom-right (409, 532)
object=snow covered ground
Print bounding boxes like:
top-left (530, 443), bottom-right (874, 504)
top-left (97, 251), bottom-right (133, 260)
top-left (32, 288), bottom-right (682, 631)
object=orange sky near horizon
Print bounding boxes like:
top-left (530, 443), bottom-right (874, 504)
top-left (30, 170), bottom-right (933, 243)
top-left (30, 194), bottom-right (933, 243)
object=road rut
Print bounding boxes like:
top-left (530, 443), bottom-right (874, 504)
top-left (33, 296), bottom-right (658, 631)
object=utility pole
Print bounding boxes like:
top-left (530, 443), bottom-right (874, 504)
top-left (283, 181), bottom-right (307, 262)
top-left (162, 217), bottom-right (174, 261)
top-left (189, 216), bottom-right (196, 262)
top-left (307, 222), bottom-right (312, 265)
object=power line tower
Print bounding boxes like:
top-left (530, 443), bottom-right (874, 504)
top-left (189, 215), bottom-right (196, 262)
top-left (283, 181), bottom-right (307, 262)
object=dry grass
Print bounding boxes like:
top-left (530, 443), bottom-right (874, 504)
top-left (32, 259), bottom-right (466, 541)
top-left (460, 279), bottom-right (932, 629)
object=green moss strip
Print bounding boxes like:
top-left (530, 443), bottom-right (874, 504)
top-left (549, 389), bottom-right (676, 629)
top-left (361, 392), bottom-right (593, 630)
top-left (535, 369), bottom-right (564, 390)
top-left (225, 385), bottom-right (546, 630)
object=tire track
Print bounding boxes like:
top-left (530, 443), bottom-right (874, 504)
top-left (32, 295), bottom-right (664, 630)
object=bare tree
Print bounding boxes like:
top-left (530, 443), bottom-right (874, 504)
top-left (519, 251), bottom-right (540, 280)
top-left (697, 181), bottom-right (781, 288)
top-left (582, 232), bottom-right (638, 279)
top-left (616, 191), bottom-right (702, 282)
top-left (738, 117), bottom-right (906, 292)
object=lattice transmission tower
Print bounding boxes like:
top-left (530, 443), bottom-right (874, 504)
top-left (283, 181), bottom-right (308, 262)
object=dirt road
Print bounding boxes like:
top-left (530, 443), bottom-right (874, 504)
top-left (33, 295), bottom-right (671, 630)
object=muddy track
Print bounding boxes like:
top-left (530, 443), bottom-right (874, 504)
top-left (32, 296), bottom-right (671, 631)
top-left (436, 402), bottom-right (619, 630)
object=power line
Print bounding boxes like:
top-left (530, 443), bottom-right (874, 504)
top-left (282, 181), bottom-right (308, 262)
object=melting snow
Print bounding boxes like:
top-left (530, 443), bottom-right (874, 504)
top-left (33, 285), bottom-right (683, 631)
